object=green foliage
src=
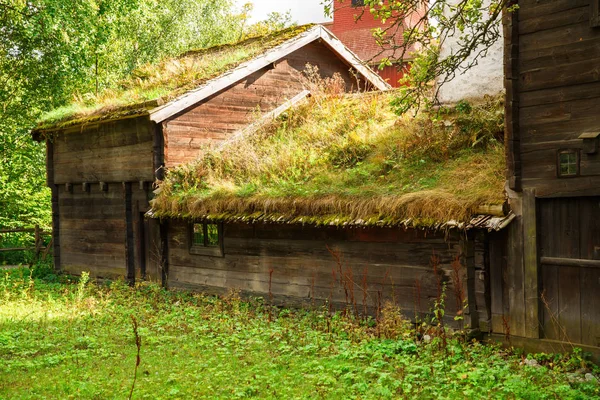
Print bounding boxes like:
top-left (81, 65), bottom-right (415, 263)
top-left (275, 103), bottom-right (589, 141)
top-left (0, 274), bottom-right (598, 399)
top-left (0, 0), bottom-right (290, 258)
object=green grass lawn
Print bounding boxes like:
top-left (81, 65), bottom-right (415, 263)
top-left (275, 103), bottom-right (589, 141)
top-left (1, 267), bottom-right (599, 399)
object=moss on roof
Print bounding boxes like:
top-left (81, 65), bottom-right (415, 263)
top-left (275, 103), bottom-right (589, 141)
top-left (151, 91), bottom-right (506, 228)
top-left (35, 25), bottom-right (314, 131)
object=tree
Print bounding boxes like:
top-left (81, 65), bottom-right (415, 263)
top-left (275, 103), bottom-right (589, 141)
top-left (327, 0), bottom-right (516, 112)
top-left (0, 0), bottom-right (244, 232)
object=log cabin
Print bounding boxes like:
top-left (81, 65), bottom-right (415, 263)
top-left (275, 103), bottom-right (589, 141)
top-left (31, 25), bottom-right (390, 282)
top-left (149, 91), bottom-right (513, 328)
top-left (498, 0), bottom-right (600, 357)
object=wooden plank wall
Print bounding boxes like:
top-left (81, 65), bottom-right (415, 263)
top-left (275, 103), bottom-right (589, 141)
top-left (163, 41), bottom-right (365, 168)
top-left (52, 117), bottom-right (154, 184)
top-left (167, 221), bottom-right (487, 325)
top-left (59, 182), bottom-right (153, 279)
top-left (59, 183), bottom-right (127, 277)
top-left (518, 0), bottom-right (600, 196)
top-left (538, 197), bottom-right (600, 347)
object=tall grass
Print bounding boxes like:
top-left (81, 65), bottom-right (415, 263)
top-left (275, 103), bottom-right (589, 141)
top-left (153, 88), bottom-right (506, 227)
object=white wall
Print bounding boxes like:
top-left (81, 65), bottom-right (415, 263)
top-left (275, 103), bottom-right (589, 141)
top-left (436, 1), bottom-right (504, 104)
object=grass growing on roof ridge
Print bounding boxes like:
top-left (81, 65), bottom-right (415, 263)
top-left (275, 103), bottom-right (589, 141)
top-left (152, 89), bottom-right (506, 226)
top-left (37, 24), bottom-right (314, 129)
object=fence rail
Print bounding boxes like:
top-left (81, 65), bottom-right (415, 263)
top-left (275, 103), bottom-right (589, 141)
top-left (0, 225), bottom-right (53, 260)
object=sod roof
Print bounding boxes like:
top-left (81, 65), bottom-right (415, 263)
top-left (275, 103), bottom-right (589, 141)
top-left (150, 91), bottom-right (508, 229)
top-left (34, 25), bottom-right (390, 133)
top-left (36, 25), bottom-right (316, 131)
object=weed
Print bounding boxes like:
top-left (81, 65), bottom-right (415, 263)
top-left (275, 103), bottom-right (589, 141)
top-left (128, 316), bottom-right (142, 400)
top-left (0, 273), bottom-right (597, 399)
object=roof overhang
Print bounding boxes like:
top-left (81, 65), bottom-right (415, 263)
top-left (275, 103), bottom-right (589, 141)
top-left (149, 25), bottom-right (391, 124)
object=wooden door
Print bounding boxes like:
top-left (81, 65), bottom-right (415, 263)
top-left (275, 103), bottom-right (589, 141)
top-left (539, 197), bottom-right (600, 347)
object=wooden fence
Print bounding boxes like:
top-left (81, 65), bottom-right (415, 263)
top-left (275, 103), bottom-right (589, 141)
top-left (0, 225), bottom-right (53, 261)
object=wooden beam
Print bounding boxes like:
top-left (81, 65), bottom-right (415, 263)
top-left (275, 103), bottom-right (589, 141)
top-left (219, 90), bottom-right (311, 149)
top-left (541, 257), bottom-right (600, 269)
top-left (507, 214), bottom-right (526, 337)
top-left (503, 5), bottom-right (522, 191)
top-left (47, 139), bottom-right (61, 271)
top-left (319, 26), bottom-right (391, 91)
top-left (522, 188), bottom-right (540, 339)
top-left (461, 231), bottom-right (480, 330)
top-left (160, 220), bottom-right (169, 288)
top-left (124, 182), bottom-right (135, 285)
top-left (153, 123), bottom-right (165, 181)
top-left (0, 228), bottom-right (36, 234)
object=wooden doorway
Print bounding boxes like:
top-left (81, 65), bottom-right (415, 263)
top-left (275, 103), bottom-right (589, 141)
top-left (539, 197), bottom-right (600, 347)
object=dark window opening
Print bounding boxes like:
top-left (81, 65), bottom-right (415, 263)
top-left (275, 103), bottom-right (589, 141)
top-left (190, 223), bottom-right (223, 256)
top-left (352, 0), bottom-right (365, 7)
top-left (558, 150), bottom-right (579, 177)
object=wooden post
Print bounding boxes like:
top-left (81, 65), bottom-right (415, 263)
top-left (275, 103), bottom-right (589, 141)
top-left (47, 139), bottom-right (61, 271)
top-left (125, 182), bottom-right (135, 286)
top-left (153, 123), bottom-right (165, 181)
top-left (482, 232), bottom-right (492, 333)
top-left (503, 4), bottom-right (521, 191)
top-left (523, 188), bottom-right (540, 338)
top-left (160, 220), bottom-right (169, 288)
top-left (461, 231), bottom-right (480, 331)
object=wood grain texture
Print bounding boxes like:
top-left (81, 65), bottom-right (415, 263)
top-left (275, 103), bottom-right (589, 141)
top-left (165, 221), bottom-right (487, 324)
top-left (52, 117), bottom-right (154, 184)
top-left (514, 1), bottom-right (600, 194)
top-left (163, 41), bottom-right (363, 168)
top-left (539, 197), bottom-right (600, 347)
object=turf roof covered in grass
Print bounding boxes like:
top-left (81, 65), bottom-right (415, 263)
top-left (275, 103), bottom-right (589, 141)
top-left (36, 25), bottom-right (314, 130)
top-left (151, 90), bottom-right (507, 227)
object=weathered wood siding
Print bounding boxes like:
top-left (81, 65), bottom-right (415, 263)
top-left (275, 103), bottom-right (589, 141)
top-left (167, 221), bottom-right (487, 324)
top-left (58, 182), bottom-right (154, 279)
top-left (518, 0), bottom-right (600, 196)
top-left (538, 197), bottom-right (600, 347)
top-left (52, 117), bottom-right (154, 184)
top-left (163, 41), bottom-right (363, 168)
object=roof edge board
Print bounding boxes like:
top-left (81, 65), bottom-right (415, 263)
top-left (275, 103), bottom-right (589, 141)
top-left (317, 26), bottom-right (391, 92)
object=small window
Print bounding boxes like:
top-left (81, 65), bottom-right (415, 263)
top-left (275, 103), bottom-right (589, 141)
top-left (351, 0), bottom-right (365, 7)
top-left (557, 150), bottom-right (580, 177)
top-left (190, 223), bottom-right (223, 256)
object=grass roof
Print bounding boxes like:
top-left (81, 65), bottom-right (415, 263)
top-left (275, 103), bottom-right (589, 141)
top-left (151, 90), bottom-right (506, 228)
top-left (36, 25), bottom-right (314, 131)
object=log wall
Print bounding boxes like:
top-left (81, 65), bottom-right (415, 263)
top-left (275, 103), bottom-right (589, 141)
top-left (58, 182), bottom-right (155, 280)
top-left (163, 41), bottom-right (364, 168)
top-left (167, 221), bottom-right (489, 325)
top-left (498, 1), bottom-right (600, 351)
top-left (517, 0), bottom-right (600, 197)
top-left (52, 117), bottom-right (154, 184)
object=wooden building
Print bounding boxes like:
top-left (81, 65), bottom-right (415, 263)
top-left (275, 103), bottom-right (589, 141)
top-left (148, 91), bottom-right (513, 327)
top-left (31, 25), bottom-right (390, 282)
top-left (499, 0), bottom-right (600, 355)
